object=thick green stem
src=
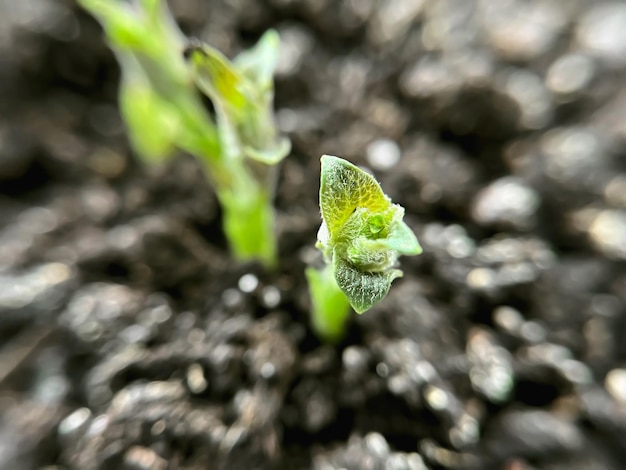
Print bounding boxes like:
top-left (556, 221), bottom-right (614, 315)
top-left (219, 183), bottom-right (277, 267)
top-left (203, 158), bottom-right (277, 267)
top-left (305, 264), bottom-right (351, 343)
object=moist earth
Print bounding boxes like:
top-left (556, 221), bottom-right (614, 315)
top-left (1, 1), bottom-right (626, 469)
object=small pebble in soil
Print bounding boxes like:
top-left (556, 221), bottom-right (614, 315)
top-left (366, 138), bottom-right (401, 171)
top-left (58, 407), bottom-right (92, 443)
top-left (124, 446), bottom-right (168, 470)
top-left (342, 346), bottom-right (370, 375)
top-left (368, 0), bottom-right (424, 46)
top-left (493, 306), bottom-right (524, 334)
top-left (238, 273), bottom-right (259, 293)
top-left (546, 53), bottom-right (595, 96)
top-left (275, 25), bottom-right (314, 77)
top-left (588, 210), bottom-right (626, 259)
top-left (400, 57), bottom-right (462, 100)
top-left (222, 288), bottom-right (244, 309)
top-left (314, 432), bottom-right (428, 470)
top-left (485, 409), bottom-right (583, 460)
top-left (580, 386), bottom-right (626, 449)
top-left (260, 286), bottom-right (281, 308)
top-left (0, 263), bottom-right (74, 333)
top-left (59, 283), bottom-right (148, 350)
top-left (449, 412), bottom-right (480, 449)
top-left (18, 206), bottom-right (59, 234)
top-left (577, 3), bottom-right (626, 63)
top-left (500, 69), bottom-right (553, 130)
top-left (482, 1), bottom-right (564, 61)
top-left (422, 223), bottom-right (475, 259)
top-left (186, 363), bottom-right (208, 394)
top-left (519, 320), bottom-right (547, 344)
top-left (471, 177), bottom-right (540, 230)
top-left (0, 263), bottom-right (71, 310)
top-left (0, 125), bottom-right (36, 180)
top-left (605, 368), bottom-right (626, 404)
top-left (541, 126), bottom-right (602, 186)
top-left (466, 327), bottom-right (514, 403)
top-left (424, 384), bottom-right (449, 411)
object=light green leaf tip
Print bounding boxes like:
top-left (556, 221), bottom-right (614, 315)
top-left (235, 29), bottom-right (280, 90)
top-left (382, 219), bottom-right (422, 255)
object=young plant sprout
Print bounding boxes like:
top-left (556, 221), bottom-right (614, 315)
top-left (306, 155), bottom-right (422, 342)
top-left (78, 0), bottom-right (289, 267)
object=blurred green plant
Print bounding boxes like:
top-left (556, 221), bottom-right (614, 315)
top-left (79, 0), bottom-right (289, 267)
top-left (306, 155), bottom-right (422, 342)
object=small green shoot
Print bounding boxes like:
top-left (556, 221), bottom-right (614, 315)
top-left (78, 0), bottom-right (289, 267)
top-left (306, 155), bottom-right (422, 342)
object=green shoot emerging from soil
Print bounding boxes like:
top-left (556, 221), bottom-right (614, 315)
top-left (306, 155), bottom-right (422, 342)
top-left (79, 0), bottom-right (289, 267)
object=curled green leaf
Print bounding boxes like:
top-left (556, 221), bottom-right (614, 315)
top-left (315, 155), bottom-right (422, 314)
top-left (186, 33), bottom-right (288, 166)
top-left (185, 44), bottom-right (248, 116)
top-left (334, 256), bottom-right (402, 314)
top-left (320, 155), bottom-right (390, 237)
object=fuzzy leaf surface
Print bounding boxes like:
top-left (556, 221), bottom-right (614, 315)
top-left (333, 256), bottom-right (402, 314)
top-left (320, 155), bottom-right (390, 238)
top-left (314, 155), bottom-right (422, 314)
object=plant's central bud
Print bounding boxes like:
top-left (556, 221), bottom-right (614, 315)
top-left (317, 155), bottom-right (422, 313)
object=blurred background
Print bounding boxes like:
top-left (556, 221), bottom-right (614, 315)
top-left (1, 0), bottom-right (626, 469)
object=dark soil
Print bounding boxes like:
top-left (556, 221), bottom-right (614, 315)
top-left (2, 1), bottom-right (626, 469)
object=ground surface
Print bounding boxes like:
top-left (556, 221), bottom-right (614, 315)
top-left (1, 1), bottom-right (626, 469)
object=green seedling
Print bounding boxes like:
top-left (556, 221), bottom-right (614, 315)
top-left (306, 155), bottom-right (422, 342)
top-left (79, 0), bottom-right (289, 267)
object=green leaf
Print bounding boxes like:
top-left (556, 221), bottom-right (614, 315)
top-left (345, 237), bottom-right (396, 272)
top-left (320, 155), bottom-right (390, 238)
top-left (333, 256), bottom-right (402, 314)
top-left (234, 29), bottom-right (280, 92)
top-left (384, 219), bottom-right (423, 255)
top-left (346, 237), bottom-right (397, 272)
top-left (186, 34), bottom-right (288, 168)
top-left (243, 136), bottom-right (291, 165)
top-left (186, 45), bottom-right (248, 117)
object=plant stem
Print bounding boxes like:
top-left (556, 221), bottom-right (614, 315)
top-left (202, 158), bottom-right (277, 267)
top-left (79, 0), bottom-right (284, 269)
top-left (306, 264), bottom-right (351, 343)
top-left (220, 183), bottom-right (277, 267)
